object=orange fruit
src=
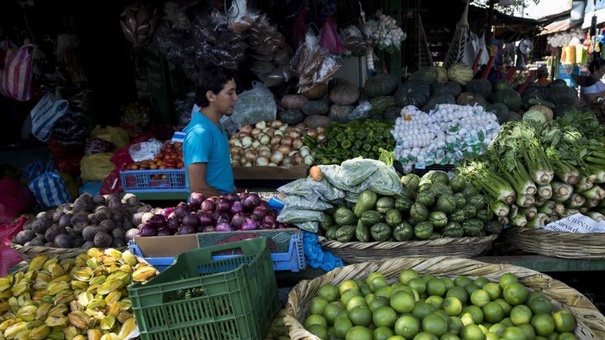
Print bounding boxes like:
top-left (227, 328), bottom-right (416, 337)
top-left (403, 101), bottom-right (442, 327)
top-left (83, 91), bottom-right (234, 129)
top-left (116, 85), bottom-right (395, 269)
top-left (494, 298), bottom-right (513, 317)
top-left (399, 269), bottom-right (420, 285)
top-left (518, 323), bottom-right (536, 340)
top-left (317, 284), bottom-right (340, 303)
top-left (462, 305), bottom-right (484, 324)
top-left (482, 282), bottom-right (502, 301)
top-left (339, 279), bottom-right (360, 296)
top-left (552, 310), bottom-right (576, 333)
top-left (498, 273), bottom-right (519, 290)
top-left (345, 325), bottom-right (373, 340)
top-left (482, 301), bottom-right (505, 324)
top-left (346, 295), bottom-right (368, 312)
top-left (532, 313), bottom-right (556, 337)
top-left (307, 324), bottom-right (328, 339)
top-left (421, 313), bottom-right (448, 337)
top-left (446, 286), bottom-right (469, 304)
top-left (333, 315), bottom-right (353, 339)
top-left (373, 306), bottom-right (397, 328)
top-left (464, 283), bottom-right (481, 296)
top-left (426, 278), bottom-right (447, 297)
top-left (341, 289), bottom-right (362, 305)
top-left (369, 296), bottom-right (391, 313)
top-left (304, 314), bottom-right (327, 328)
top-left (425, 295), bottom-right (444, 310)
top-left (470, 289), bottom-right (491, 308)
top-left (390, 291), bottom-right (416, 314)
top-left (373, 326), bottom-right (395, 340)
top-left (375, 285), bottom-right (394, 300)
top-left (349, 305), bottom-right (373, 327)
top-left (454, 276), bottom-right (473, 287)
top-left (510, 305), bottom-right (533, 326)
top-left (448, 316), bottom-right (464, 335)
top-left (474, 277), bottom-right (491, 288)
top-left (443, 296), bottom-right (463, 316)
top-left (323, 301), bottom-right (345, 325)
top-left (529, 296), bottom-right (553, 315)
top-left (412, 301), bottom-right (436, 320)
top-left (501, 326), bottom-right (527, 339)
top-left (408, 278), bottom-right (427, 295)
top-left (460, 324), bottom-right (485, 340)
top-left (309, 296), bottom-right (330, 315)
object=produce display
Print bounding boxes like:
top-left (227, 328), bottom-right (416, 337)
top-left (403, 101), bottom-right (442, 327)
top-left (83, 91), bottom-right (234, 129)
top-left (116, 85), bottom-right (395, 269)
top-left (12, 193), bottom-right (151, 249)
top-left (133, 191), bottom-right (289, 237)
top-left (228, 120), bottom-right (323, 167)
top-left (0, 248), bottom-right (158, 339)
top-left (458, 110), bottom-right (605, 227)
top-left (120, 101), bottom-right (150, 131)
top-left (319, 170), bottom-right (501, 242)
top-left (300, 269), bottom-right (578, 340)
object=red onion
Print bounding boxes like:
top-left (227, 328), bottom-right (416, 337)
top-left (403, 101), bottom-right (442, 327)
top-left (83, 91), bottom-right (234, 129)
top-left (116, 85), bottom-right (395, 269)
top-left (217, 198), bottom-right (232, 214)
top-left (241, 193), bottom-right (260, 212)
top-left (182, 213), bottom-right (199, 228)
top-left (147, 215), bottom-right (167, 229)
top-left (231, 212), bottom-right (247, 229)
top-left (230, 201), bottom-right (244, 215)
top-left (174, 202), bottom-right (190, 219)
top-left (202, 226), bottom-right (216, 232)
top-left (166, 216), bottom-right (180, 231)
top-left (157, 228), bottom-right (172, 236)
top-left (201, 199), bottom-right (216, 213)
top-left (262, 215), bottom-right (276, 228)
top-left (159, 207), bottom-right (175, 219)
top-left (178, 224), bottom-right (195, 235)
top-left (241, 218), bottom-right (259, 230)
top-left (189, 192), bottom-right (205, 209)
top-left (252, 205), bottom-right (267, 220)
top-left (198, 212), bottom-right (214, 227)
top-left (216, 213), bottom-right (231, 226)
top-left (139, 224), bottom-right (157, 237)
top-left (215, 223), bottom-right (233, 232)
top-left (224, 193), bottom-right (240, 202)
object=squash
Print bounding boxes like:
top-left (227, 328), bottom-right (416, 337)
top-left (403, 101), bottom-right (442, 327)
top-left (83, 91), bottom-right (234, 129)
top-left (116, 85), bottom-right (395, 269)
top-left (277, 109), bottom-right (305, 125)
top-left (281, 94), bottom-right (308, 110)
top-left (409, 66), bottom-right (438, 84)
top-left (329, 77), bottom-right (351, 90)
top-left (422, 94), bottom-right (455, 112)
top-left (304, 114), bottom-right (332, 128)
top-left (330, 83), bottom-right (360, 105)
top-left (394, 80), bottom-right (431, 108)
top-left (487, 103), bottom-right (510, 124)
top-left (384, 107), bottom-right (401, 121)
top-left (492, 79), bottom-right (513, 92)
top-left (302, 99), bottom-right (330, 116)
top-left (528, 104), bottom-right (553, 120)
top-left (456, 92), bottom-right (487, 107)
top-left (447, 63), bottom-right (473, 85)
top-left (435, 66), bottom-right (448, 83)
top-left (431, 82), bottom-right (462, 97)
top-left (490, 89), bottom-right (523, 111)
top-left (328, 104), bottom-right (355, 123)
top-left (545, 86), bottom-right (579, 106)
top-left (364, 73), bottom-right (399, 98)
top-left (368, 96), bottom-right (396, 116)
top-left (465, 79), bottom-right (492, 98)
top-left (303, 83), bottom-right (328, 99)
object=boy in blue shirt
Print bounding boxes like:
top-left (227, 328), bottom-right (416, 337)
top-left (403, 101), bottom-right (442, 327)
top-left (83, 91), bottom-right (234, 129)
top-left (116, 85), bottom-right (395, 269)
top-left (183, 65), bottom-right (237, 197)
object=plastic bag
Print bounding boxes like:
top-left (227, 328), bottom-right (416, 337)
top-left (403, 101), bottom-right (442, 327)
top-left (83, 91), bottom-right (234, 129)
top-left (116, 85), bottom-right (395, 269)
top-left (0, 179), bottom-right (35, 225)
top-left (100, 168), bottom-right (123, 195)
top-left (85, 138), bottom-right (116, 155)
top-left (110, 145), bottom-right (134, 170)
top-left (128, 139), bottom-right (163, 162)
top-left (277, 208), bottom-right (324, 232)
top-left (349, 101), bottom-right (372, 120)
top-left (231, 81), bottom-right (276, 128)
top-left (28, 170), bottom-right (72, 209)
top-left (54, 154), bottom-right (84, 177)
top-left (51, 112), bottom-right (88, 150)
top-left (80, 153), bottom-right (116, 182)
top-left (0, 42), bottom-right (36, 102)
top-left (290, 5), bottom-right (309, 50)
top-left (320, 17), bottom-right (345, 54)
top-left (1, 216), bottom-right (27, 277)
top-left (282, 195), bottom-right (333, 211)
top-left (277, 178), bottom-right (345, 202)
top-left (303, 231), bottom-right (344, 271)
top-left (30, 92), bottom-right (69, 142)
top-left (89, 125), bottom-right (130, 149)
top-left (227, 0), bottom-right (260, 33)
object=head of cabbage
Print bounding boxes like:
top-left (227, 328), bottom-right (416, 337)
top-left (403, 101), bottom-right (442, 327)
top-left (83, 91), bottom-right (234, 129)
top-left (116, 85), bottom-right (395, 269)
top-left (522, 110), bottom-right (548, 124)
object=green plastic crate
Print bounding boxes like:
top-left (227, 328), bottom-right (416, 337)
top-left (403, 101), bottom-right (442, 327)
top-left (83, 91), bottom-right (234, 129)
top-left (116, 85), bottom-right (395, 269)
top-left (127, 238), bottom-right (279, 340)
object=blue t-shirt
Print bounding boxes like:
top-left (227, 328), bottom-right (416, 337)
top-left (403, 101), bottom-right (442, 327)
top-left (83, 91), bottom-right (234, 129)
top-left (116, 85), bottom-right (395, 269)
top-left (183, 112), bottom-right (234, 194)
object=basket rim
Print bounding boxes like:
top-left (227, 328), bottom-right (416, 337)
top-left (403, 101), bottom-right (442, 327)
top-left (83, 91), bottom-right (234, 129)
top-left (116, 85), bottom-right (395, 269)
top-left (318, 233), bottom-right (499, 249)
top-left (11, 243), bottom-right (127, 260)
top-left (284, 256), bottom-right (605, 340)
top-left (502, 227), bottom-right (605, 259)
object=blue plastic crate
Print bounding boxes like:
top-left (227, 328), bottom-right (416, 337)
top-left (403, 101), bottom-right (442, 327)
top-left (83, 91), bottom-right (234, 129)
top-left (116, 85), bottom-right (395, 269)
top-left (129, 229), bottom-right (306, 272)
top-left (120, 169), bottom-right (188, 193)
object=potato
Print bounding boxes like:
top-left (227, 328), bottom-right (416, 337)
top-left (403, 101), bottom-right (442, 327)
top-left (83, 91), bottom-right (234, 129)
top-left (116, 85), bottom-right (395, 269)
top-left (132, 212), bottom-right (145, 226)
top-left (94, 206), bottom-right (111, 221)
top-left (71, 212), bottom-right (89, 227)
top-left (13, 230), bottom-right (37, 245)
top-left (58, 213), bottom-right (73, 228)
top-left (81, 241), bottom-right (95, 249)
top-left (73, 237), bottom-right (85, 248)
top-left (52, 210), bottom-right (65, 223)
top-left (36, 211), bottom-right (47, 220)
top-left (73, 194), bottom-right (94, 213)
top-left (93, 231), bottom-right (113, 248)
top-left (82, 225), bottom-right (103, 242)
top-left (111, 227), bottom-right (126, 241)
top-left (125, 228), bottom-right (140, 242)
top-left (122, 193), bottom-right (140, 207)
top-left (137, 204), bottom-right (153, 213)
top-left (45, 224), bottom-right (66, 242)
top-left (99, 219), bottom-right (116, 233)
top-left (110, 211), bottom-right (123, 224)
top-left (93, 194), bottom-right (106, 206)
top-left (72, 222), bottom-right (87, 235)
top-left (24, 237), bottom-right (45, 247)
top-left (54, 234), bottom-right (74, 248)
top-left (31, 218), bottom-right (53, 234)
top-left (88, 213), bottom-right (100, 225)
top-left (112, 238), bottom-right (126, 247)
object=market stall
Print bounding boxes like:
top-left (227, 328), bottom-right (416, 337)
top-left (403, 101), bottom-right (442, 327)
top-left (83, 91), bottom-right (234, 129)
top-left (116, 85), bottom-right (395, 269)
top-left (3, 0), bottom-right (605, 339)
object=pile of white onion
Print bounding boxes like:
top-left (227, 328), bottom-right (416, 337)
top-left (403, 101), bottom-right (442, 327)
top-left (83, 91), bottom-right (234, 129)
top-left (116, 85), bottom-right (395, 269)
top-left (228, 120), bottom-right (326, 167)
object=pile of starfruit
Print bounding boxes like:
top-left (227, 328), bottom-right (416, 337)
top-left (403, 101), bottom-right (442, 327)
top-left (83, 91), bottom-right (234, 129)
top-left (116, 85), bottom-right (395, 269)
top-left (0, 248), bottom-right (159, 340)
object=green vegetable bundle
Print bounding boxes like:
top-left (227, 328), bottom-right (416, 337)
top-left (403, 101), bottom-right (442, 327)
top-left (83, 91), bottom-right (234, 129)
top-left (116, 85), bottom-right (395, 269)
top-left (318, 170), bottom-right (500, 242)
top-left (304, 119), bottom-right (395, 165)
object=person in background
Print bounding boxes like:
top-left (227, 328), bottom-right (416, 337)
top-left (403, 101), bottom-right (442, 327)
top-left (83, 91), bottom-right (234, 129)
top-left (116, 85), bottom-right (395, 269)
top-left (581, 58), bottom-right (605, 104)
top-left (535, 66), bottom-right (550, 86)
top-left (183, 64), bottom-right (238, 198)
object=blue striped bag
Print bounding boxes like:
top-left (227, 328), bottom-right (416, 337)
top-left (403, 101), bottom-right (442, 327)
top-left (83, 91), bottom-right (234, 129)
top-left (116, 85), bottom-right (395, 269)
top-left (30, 92), bottom-right (69, 142)
top-left (27, 170), bottom-right (72, 208)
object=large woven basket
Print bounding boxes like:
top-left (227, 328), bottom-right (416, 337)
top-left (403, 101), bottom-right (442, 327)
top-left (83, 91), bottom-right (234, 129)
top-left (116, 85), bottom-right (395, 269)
top-left (284, 256), bottom-right (605, 340)
top-left (11, 244), bottom-right (127, 262)
top-left (319, 234), bottom-right (498, 263)
top-left (502, 227), bottom-right (605, 259)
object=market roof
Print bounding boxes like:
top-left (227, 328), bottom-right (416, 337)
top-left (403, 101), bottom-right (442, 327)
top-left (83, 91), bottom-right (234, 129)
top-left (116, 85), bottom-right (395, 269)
top-left (538, 17), bottom-right (582, 36)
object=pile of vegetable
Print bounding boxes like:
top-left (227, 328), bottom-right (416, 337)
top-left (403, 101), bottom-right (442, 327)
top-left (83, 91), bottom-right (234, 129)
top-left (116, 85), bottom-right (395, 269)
top-left (393, 104), bottom-right (500, 172)
top-left (319, 170), bottom-right (501, 242)
top-left (12, 193), bottom-right (149, 249)
top-left (135, 191), bottom-right (289, 237)
top-left (305, 119), bottom-right (395, 165)
top-left (457, 110), bottom-right (605, 228)
top-left (228, 120), bottom-right (324, 167)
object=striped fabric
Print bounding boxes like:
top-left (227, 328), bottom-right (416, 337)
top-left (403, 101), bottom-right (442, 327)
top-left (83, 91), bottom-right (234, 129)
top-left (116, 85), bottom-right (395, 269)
top-left (0, 43), bottom-right (36, 102)
top-left (27, 170), bottom-right (71, 209)
top-left (30, 92), bottom-right (69, 142)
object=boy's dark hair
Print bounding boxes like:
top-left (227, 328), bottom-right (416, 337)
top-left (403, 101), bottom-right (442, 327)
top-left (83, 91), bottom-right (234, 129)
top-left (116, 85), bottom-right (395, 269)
top-left (589, 58), bottom-right (605, 74)
top-left (194, 64), bottom-right (237, 107)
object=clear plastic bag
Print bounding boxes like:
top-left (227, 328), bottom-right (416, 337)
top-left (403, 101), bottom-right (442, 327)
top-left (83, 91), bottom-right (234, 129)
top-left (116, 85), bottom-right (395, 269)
top-left (128, 139), bottom-right (163, 162)
top-left (231, 81), bottom-right (277, 128)
top-left (349, 101), bottom-right (372, 120)
top-left (277, 207), bottom-right (324, 225)
top-left (282, 195), bottom-right (333, 211)
top-left (277, 178), bottom-right (345, 203)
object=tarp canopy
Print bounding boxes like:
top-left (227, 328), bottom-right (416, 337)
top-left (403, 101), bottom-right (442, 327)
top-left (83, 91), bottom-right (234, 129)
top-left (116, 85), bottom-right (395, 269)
top-left (540, 17), bottom-right (582, 35)
top-left (582, 0), bottom-right (605, 28)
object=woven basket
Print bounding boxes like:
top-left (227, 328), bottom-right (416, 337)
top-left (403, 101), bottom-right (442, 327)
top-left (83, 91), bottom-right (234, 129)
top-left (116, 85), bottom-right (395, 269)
top-left (502, 227), bottom-right (605, 259)
top-left (284, 256), bottom-right (605, 340)
top-left (319, 234), bottom-right (498, 263)
top-left (11, 244), bottom-right (127, 262)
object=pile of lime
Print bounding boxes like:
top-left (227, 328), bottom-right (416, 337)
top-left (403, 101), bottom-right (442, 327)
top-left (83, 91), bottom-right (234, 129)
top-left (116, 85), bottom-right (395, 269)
top-left (302, 270), bottom-right (578, 340)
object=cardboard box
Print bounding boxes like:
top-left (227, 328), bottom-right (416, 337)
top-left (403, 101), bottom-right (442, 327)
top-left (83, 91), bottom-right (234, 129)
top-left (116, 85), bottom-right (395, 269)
top-left (232, 165), bottom-right (309, 180)
top-left (133, 233), bottom-right (199, 257)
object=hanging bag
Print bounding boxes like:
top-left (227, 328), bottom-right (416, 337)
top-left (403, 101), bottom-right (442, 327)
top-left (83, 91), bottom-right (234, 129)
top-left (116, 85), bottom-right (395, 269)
top-left (27, 170), bottom-right (72, 209)
top-left (30, 92), bottom-right (69, 142)
top-left (0, 40), bottom-right (36, 101)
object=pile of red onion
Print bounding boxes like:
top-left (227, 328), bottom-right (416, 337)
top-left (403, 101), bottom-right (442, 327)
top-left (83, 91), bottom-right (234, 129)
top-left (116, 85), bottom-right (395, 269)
top-left (137, 192), bottom-right (288, 237)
